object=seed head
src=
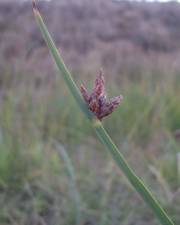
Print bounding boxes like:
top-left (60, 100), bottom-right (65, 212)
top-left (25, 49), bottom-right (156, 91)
top-left (80, 71), bottom-right (123, 120)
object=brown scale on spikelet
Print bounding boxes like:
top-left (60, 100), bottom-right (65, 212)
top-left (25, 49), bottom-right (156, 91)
top-left (80, 70), bottom-right (123, 120)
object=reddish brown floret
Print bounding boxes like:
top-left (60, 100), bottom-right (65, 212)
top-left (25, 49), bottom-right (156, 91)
top-left (80, 71), bottom-right (123, 120)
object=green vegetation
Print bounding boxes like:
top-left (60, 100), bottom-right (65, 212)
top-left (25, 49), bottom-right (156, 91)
top-left (0, 64), bottom-right (179, 224)
top-left (32, 3), bottom-right (177, 224)
top-left (0, 1), bottom-right (179, 225)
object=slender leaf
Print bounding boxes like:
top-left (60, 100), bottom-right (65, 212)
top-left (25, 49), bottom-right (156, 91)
top-left (33, 1), bottom-right (175, 225)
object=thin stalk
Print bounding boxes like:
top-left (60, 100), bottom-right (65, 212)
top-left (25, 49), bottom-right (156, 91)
top-left (54, 141), bottom-right (83, 224)
top-left (32, 1), bottom-right (175, 225)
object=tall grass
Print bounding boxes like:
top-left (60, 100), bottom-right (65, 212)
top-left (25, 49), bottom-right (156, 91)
top-left (32, 1), bottom-right (177, 224)
top-left (0, 2), bottom-right (179, 225)
top-left (0, 63), bottom-right (179, 224)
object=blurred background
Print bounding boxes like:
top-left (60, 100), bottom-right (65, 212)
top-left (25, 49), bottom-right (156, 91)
top-left (0, 0), bottom-right (180, 224)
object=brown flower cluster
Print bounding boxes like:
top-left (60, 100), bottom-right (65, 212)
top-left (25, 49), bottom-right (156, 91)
top-left (80, 71), bottom-right (123, 120)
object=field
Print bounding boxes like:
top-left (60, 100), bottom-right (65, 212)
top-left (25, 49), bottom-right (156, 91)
top-left (0, 1), bottom-right (180, 225)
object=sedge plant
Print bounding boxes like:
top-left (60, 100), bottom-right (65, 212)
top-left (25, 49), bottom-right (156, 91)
top-left (32, 1), bottom-right (175, 224)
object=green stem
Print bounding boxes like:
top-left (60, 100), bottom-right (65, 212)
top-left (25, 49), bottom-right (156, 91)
top-left (33, 2), bottom-right (175, 225)
top-left (93, 120), bottom-right (174, 225)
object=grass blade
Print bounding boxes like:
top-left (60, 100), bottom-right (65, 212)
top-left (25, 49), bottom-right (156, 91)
top-left (54, 141), bottom-right (83, 224)
top-left (32, 0), bottom-right (93, 121)
top-left (32, 1), bottom-right (175, 224)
